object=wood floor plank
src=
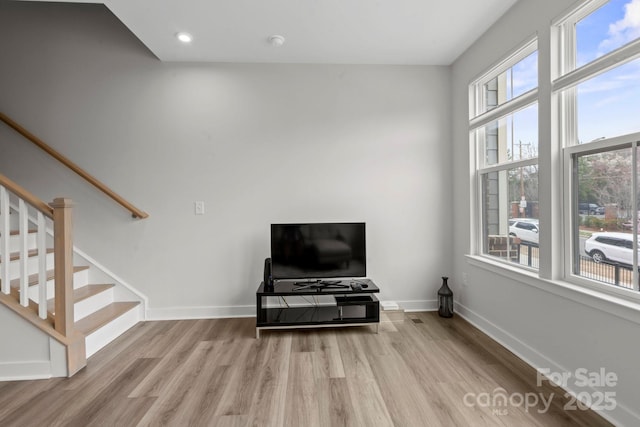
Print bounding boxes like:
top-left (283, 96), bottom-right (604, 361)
top-left (317, 377), bottom-right (358, 426)
top-left (0, 379), bottom-right (62, 420)
top-left (128, 319), bottom-right (215, 398)
top-left (310, 330), bottom-right (345, 379)
top-left (212, 333), bottom-right (265, 417)
top-left (137, 319), bottom-right (201, 359)
top-left (283, 351), bottom-right (321, 427)
top-left (139, 341), bottom-right (228, 426)
top-left (0, 314), bottom-right (613, 427)
top-left (246, 332), bottom-right (292, 427)
top-left (62, 357), bottom-right (160, 426)
top-left (335, 329), bottom-right (395, 426)
top-left (62, 321), bottom-right (168, 392)
top-left (366, 350), bottom-right (443, 426)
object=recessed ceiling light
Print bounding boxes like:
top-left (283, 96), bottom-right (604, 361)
top-left (268, 35), bottom-right (285, 47)
top-left (176, 32), bottom-right (193, 43)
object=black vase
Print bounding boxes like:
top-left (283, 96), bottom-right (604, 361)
top-left (438, 276), bottom-right (454, 318)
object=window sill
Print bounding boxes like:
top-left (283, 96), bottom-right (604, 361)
top-left (465, 254), bottom-right (640, 325)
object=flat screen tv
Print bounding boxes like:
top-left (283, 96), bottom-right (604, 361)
top-left (270, 222), bottom-right (366, 280)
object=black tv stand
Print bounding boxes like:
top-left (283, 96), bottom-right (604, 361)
top-left (256, 279), bottom-right (380, 338)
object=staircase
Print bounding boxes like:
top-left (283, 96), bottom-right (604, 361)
top-left (0, 176), bottom-right (146, 378)
top-left (0, 114), bottom-right (148, 379)
top-left (3, 232), bottom-right (142, 357)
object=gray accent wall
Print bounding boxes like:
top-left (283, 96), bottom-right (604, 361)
top-left (0, 2), bottom-right (452, 316)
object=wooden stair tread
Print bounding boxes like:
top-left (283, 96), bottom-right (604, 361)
top-left (7, 266), bottom-right (89, 289)
top-left (0, 248), bottom-right (54, 263)
top-left (1, 229), bottom-right (38, 236)
top-left (75, 301), bottom-right (140, 335)
top-left (47, 284), bottom-right (115, 313)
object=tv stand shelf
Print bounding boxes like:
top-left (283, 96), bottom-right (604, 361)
top-left (255, 279), bottom-right (380, 338)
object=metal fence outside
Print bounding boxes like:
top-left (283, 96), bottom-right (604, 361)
top-left (516, 242), bottom-right (539, 269)
top-left (576, 255), bottom-right (635, 290)
top-left (489, 241), bottom-right (637, 291)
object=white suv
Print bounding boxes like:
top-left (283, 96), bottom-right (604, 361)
top-left (508, 219), bottom-right (539, 244)
top-left (584, 232), bottom-right (637, 265)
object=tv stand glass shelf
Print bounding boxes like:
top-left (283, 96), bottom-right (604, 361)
top-left (255, 279), bottom-right (380, 338)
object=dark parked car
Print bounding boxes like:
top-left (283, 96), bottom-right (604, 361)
top-left (579, 202), bottom-right (603, 215)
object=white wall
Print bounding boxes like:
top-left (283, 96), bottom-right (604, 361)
top-left (451, 0), bottom-right (639, 425)
top-left (0, 305), bottom-right (66, 379)
top-left (0, 2), bottom-right (452, 317)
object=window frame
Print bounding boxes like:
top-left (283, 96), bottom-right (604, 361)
top-left (468, 0), bottom-right (640, 302)
top-left (469, 37), bottom-right (539, 267)
top-left (563, 135), bottom-right (640, 296)
top-left (555, 0), bottom-right (640, 297)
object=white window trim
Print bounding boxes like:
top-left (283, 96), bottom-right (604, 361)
top-left (469, 89), bottom-right (538, 130)
top-left (467, 0), bottom-right (640, 309)
top-left (479, 156), bottom-right (538, 175)
top-left (469, 37), bottom-right (538, 119)
top-left (553, 0), bottom-right (609, 79)
top-left (555, 0), bottom-right (640, 296)
top-left (553, 38), bottom-right (640, 95)
top-left (469, 37), bottom-right (540, 265)
top-left (563, 133), bottom-right (640, 295)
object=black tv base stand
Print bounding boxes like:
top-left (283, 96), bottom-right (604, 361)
top-left (255, 279), bottom-right (380, 338)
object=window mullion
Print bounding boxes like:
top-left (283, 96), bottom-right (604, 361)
top-left (634, 143), bottom-right (639, 291)
top-left (553, 38), bottom-right (640, 93)
top-left (469, 89), bottom-right (538, 130)
top-left (479, 157), bottom-right (539, 175)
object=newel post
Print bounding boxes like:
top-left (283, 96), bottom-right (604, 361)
top-left (51, 198), bottom-right (75, 337)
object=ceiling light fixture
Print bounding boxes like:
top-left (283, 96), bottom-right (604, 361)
top-left (268, 35), bottom-right (285, 47)
top-left (176, 32), bottom-right (193, 43)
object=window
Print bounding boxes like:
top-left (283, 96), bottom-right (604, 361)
top-left (470, 39), bottom-right (539, 269)
top-left (468, 0), bottom-right (640, 300)
top-left (557, 0), bottom-right (640, 293)
top-left (576, 58), bottom-right (640, 143)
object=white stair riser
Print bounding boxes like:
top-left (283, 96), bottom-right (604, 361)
top-left (74, 288), bottom-right (114, 322)
top-left (7, 252), bottom-right (55, 280)
top-left (8, 233), bottom-right (37, 253)
top-left (85, 305), bottom-right (141, 358)
top-left (26, 269), bottom-right (90, 304)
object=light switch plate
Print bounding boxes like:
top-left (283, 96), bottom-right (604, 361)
top-left (194, 201), bottom-right (205, 215)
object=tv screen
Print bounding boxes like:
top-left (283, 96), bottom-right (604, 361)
top-left (270, 222), bottom-right (366, 280)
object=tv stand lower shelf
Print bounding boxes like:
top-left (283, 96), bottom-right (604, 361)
top-left (255, 280), bottom-right (380, 338)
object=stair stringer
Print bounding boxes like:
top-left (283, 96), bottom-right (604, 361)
top-left (71, 245), bottom-right (148, 320)
top-left (69, 247), bottom-right (147, 358)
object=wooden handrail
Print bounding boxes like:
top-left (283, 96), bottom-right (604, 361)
top-left (0, 173), bottom-right (54, 218)
top-left (0, 112), bottom-right (149, 219)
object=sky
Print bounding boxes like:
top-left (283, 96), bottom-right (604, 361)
top-left (483, 1), bottom-right (640, 165)
top-left (576, 0), bottom-right (640, 142)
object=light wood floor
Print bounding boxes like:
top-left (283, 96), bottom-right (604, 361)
top-left (0, 312), bottom-right (611, 426)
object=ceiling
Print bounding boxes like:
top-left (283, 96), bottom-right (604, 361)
top-left (21, 0), bottom-right (519, 65)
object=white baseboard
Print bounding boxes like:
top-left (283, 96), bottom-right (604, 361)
top-left (0, 361), bottom-right (52, 381)
top-left (395, 299), bottom-right (437, 312)
top-left (146, 305), bottom-right (255, 320)
top-left (455, 301), bottom-right (639, 427)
